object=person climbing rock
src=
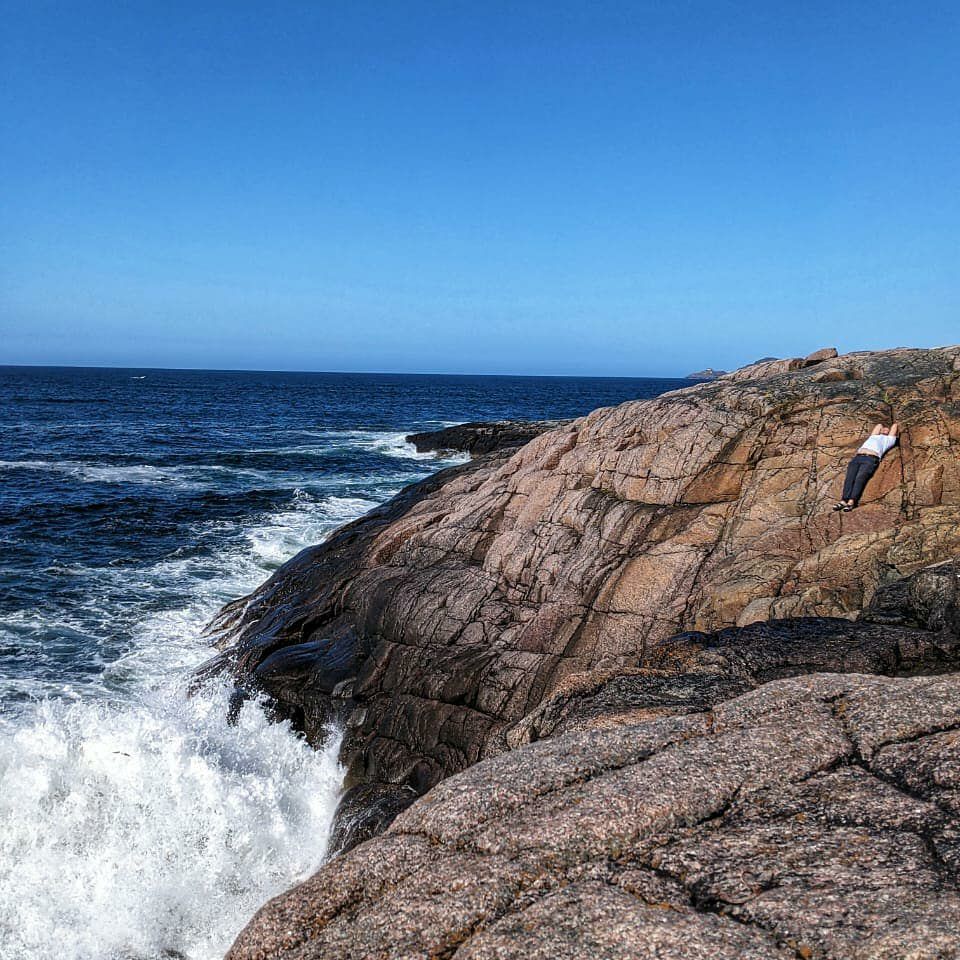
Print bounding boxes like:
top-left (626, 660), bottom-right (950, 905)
top-left (833, 422), bottom-right (899, 512)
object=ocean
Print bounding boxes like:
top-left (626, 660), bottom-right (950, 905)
top-left (0, 366), bottom-right (687, 960)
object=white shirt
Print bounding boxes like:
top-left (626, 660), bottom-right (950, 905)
top-left (860, 433), bottom-right (898, 458)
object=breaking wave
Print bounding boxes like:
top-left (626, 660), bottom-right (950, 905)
top-left (0, 489), bottom-right (366, 960)
top-left (0, 685), bottom-right (343, 960)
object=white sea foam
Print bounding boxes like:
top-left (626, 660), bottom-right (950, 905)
top-left (244, 492), bottom-right (377, 567)
top-left (0, 686), bottom-right (343, 960)
top-left (0, 458), bottom-right (287, 489)
top-left (0, 430), bottom-right (467, 488)
top-left (246, 430), bottom-right (471, 467)
top-left (0, 460), bottom-right (202, 488)
top-left (0, 490), bottom-right (376, 960)
top-left (0, 492), bottom-right (378, 704)
top-left (323, 429), bottom-right (470, 462)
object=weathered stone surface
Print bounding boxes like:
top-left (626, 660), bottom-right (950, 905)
top-left (503, 599), bottom-right (960, 747)
top-left (326, 781), bottom-right (420, 858)
top-left (406, 420), bottom-right (569, 456)
top-left (723, 355), bottom-right (806, 381)
top-left (862, 557), bottom-right (960, 633)
top-left (812, 368), bottom-right (853, 383)
top-left (227, 672), bottom-right (960, 960)
top-left (205, 346), bottom-right (960, 797)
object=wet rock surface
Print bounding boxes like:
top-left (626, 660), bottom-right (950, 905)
top-left (326, 781), bottom-right (420, 859)
top-left (228, 671), bottom-right (960, 959)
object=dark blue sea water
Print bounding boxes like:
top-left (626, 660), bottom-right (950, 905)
top-left (0, 366), bottom-right (685, 960)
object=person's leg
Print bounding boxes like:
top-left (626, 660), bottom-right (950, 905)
top-left (849, 456), bottom-right (878, 505)
top-left (840, 457), bottom-right (860, 502)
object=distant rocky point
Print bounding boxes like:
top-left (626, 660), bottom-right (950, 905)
top-left (406, 419), bottom-right (569, 457)
top-left (686, 347), bottom-right (840, 382)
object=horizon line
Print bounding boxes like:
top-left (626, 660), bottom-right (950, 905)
top-left (0, 360), bottom-right (705, 381)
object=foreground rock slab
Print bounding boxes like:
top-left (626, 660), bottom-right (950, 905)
top-left (228, 671), bottom-right (960, 960)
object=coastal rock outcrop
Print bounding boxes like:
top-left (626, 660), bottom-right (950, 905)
top-left (228, 670), bottom-right (960, 959)
top-left (205, 346), bottom-right (960, 797)
top-left (405, 419), bottom-right (569, 457)
top-left (684, 367), bottom-right (728, 381)
top-left (210, 345), bottom-right (960, 959)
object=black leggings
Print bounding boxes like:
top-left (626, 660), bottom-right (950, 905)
top-left (841, 453), bottom-right (879, 504)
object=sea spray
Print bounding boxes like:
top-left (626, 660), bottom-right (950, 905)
top-left (0, 491), bottom-right (359, 960)
top-left (0, 684), bottom-right (343, 960)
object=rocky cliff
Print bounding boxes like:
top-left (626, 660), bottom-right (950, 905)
top-left (205, 346), bottom-right (960, 783)
top-left (211, 344), bottom-right (960, 958)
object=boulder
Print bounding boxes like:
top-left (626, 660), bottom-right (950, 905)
top-left (862, 557), bottom-right (960, 633)
top-left (803, 346), bottom-right (839, 366)
top-left (724, 355), bottom-right (805, 380)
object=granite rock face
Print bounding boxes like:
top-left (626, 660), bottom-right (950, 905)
top-left (228, 671), bottom-right (960, 960)
top-left (214, 346), bottom-right (960, 959)
top-left (503, 558), bottom-right (960, 747)
top-left (206, 346), bottom-right (960, 795)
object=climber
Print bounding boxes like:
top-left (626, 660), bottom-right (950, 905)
top-left (833, 422), bottom-right (899, 512)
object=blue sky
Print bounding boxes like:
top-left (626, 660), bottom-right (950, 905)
top-left (1, 1), bottom-right (957, 376)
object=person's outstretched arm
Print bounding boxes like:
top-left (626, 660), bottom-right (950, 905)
top-left (871, 423), bottom-right (884, 435)
top-left (890, 422), bottom-right (900, 439)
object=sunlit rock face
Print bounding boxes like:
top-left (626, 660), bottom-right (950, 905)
top-left (208, 346), bottom-right (960, 790)
top-left (228, 670), bottom-right (960, 960)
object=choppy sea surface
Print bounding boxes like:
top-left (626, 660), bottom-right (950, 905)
top-left (0, 366), bottom-right (686, 960)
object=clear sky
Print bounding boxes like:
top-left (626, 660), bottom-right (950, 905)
top-left (1, 1), bottom-right (957, 376)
